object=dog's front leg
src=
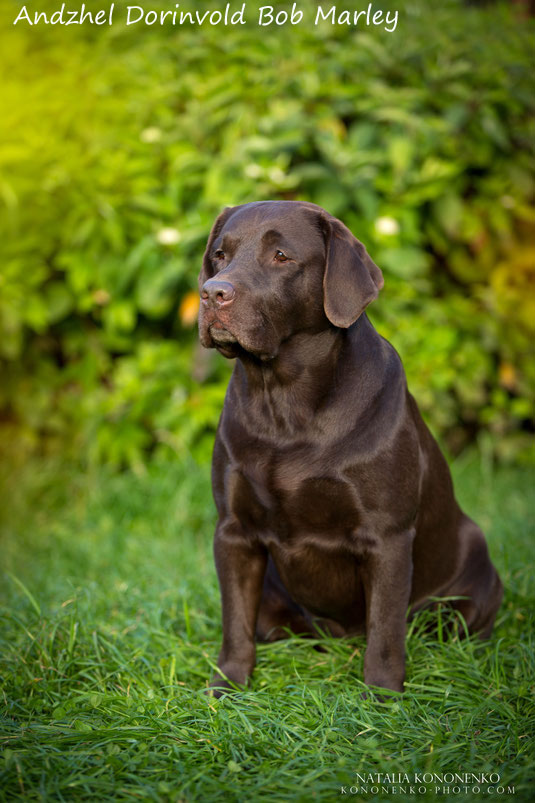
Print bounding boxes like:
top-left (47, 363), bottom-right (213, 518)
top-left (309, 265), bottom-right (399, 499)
top-left (362, 530), bottom-right (415, 694)
top-left (209, 523), bottom-right (267, 697)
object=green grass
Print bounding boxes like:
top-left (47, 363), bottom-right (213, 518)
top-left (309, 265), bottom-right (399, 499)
top-left (1, 452), bottom-right (534, 801)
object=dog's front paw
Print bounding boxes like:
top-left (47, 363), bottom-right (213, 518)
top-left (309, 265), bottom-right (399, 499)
top-left (361, 686), bottom-right (403, 703)
top-left (361, 674), bottom-right (404, 702)
top-left (205, 667), bottom-right (249, 698)
top-left (205, 679), bottom-right (235, 699)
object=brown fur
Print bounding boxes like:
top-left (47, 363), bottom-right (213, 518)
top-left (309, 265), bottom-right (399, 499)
top-left (198, 201), bottom-right (503, 696)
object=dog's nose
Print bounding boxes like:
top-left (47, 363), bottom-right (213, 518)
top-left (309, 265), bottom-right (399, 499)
top-left (201, 280), bottom-right (236, 306)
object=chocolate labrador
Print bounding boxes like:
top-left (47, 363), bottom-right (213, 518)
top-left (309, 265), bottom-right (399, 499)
top-left (198, 200), bottom-right (503, 696)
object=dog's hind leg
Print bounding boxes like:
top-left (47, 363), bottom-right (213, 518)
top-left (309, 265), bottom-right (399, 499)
top-left (446, 516), bottom-right (503, 638)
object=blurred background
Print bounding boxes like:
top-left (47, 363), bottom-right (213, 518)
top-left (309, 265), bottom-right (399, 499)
top-left (0, 0), bottom-right (534, 474)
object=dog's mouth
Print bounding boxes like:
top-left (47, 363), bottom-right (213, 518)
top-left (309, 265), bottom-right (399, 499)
top-left (202, 318), bottom-right (276, 362)
top-left (207, 324), bottom-right (241, 358)
top-left (209, 325), bottom-right (238, 346)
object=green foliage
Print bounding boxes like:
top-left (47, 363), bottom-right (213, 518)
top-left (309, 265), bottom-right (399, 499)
top-left (0, 0), bottom-right (534, 467)
top-left (1, 454), bottom-right (534, 799)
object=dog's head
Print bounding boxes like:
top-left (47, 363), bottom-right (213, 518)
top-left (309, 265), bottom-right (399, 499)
top-left (198, 201), bottom-right (383, 360)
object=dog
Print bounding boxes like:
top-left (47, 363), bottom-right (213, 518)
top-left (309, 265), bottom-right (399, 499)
top-left (198, 200), bottom-right (503, 696)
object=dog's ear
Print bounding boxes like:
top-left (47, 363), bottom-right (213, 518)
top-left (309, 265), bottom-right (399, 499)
top-left (199, 206), bottom-right (240, 289)
top-left (320, 215), bottom-right (384, 328)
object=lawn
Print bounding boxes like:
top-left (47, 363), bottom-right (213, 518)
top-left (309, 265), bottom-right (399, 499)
top-left (1, 451), bottom-right (534, 801)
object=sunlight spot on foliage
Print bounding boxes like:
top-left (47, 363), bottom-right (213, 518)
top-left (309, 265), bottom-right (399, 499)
top-left (140, 127), bottom-right (162, 143)
top-left (156, 227), bottom-right (181, 246)
top-left (374, 216), bottom-right (400, 236)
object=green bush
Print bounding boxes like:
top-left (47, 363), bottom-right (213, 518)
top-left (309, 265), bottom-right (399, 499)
top-left (0, 0), bottom-right (534, 467)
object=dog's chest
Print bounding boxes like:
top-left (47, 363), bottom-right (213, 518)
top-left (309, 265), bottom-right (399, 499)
top-left (227, 451), bottom-right (368, 617)
top-left (228, 446), bottom-right (362, 542)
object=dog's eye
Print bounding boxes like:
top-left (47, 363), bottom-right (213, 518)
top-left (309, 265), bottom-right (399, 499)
top-left (214, 250), bottom-right (225, 260)
top-left (274, 250), bottom-right (289, 263)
